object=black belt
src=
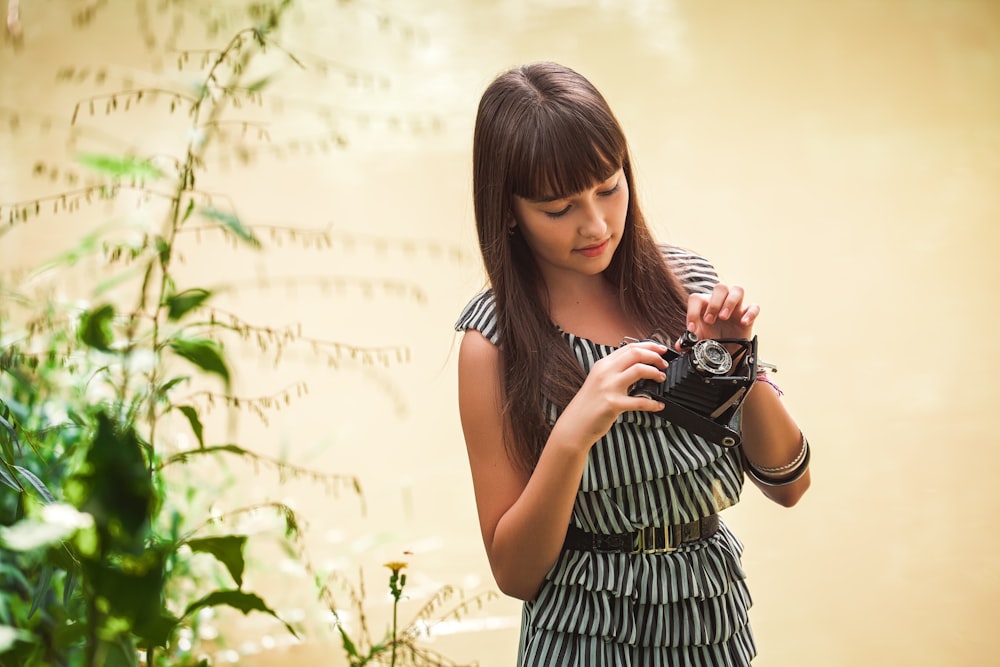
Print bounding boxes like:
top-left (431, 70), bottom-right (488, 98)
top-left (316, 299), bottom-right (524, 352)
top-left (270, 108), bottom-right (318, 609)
top-left (563, 514), bottom-right (720, 554)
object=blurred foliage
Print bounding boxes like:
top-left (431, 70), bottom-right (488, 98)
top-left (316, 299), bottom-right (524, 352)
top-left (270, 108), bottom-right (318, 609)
top-left (0, 0), bottom-right (482, 664)
top-left (1, 1), bottom-right (395, 665)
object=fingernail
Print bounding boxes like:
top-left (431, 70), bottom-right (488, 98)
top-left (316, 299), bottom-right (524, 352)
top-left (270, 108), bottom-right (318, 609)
top-left (704, 313), bottom-right (715, 324)
top-left (719, 308), bottom-right (730, 319)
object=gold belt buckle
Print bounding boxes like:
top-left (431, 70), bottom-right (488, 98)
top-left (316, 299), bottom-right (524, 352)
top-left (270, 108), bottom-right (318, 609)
top-left (631, 526), bottom-right (677, 555)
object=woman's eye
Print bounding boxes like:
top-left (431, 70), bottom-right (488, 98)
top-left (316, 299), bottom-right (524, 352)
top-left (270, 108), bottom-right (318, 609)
top-left (598, 182), bottom-right (620, 197)
top-left (544, 205), bottom-right (571, 218)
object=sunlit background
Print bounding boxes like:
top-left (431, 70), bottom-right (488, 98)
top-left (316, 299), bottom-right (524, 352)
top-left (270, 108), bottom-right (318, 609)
top-left (2, 1), bottom-right (998, 665)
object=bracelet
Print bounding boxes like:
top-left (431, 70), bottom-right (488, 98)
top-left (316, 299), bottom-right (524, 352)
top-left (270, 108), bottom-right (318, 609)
top-left (744, 434), bottom-right (810, 486)
top-left (754, 374), bottom-right (783, 396)
top-left (750, 433), bottom-right (808, 473)
top-left (755, 360), bottom-right (782, 395)
top-left (744, 439), bottom-right (811, 487)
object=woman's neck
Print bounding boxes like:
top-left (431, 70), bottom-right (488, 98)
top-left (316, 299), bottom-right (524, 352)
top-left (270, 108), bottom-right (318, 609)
top-left (543, 275), bottom-right (637, 346)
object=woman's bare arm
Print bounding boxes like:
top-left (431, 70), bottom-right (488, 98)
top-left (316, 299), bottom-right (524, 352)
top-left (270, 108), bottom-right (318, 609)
top-left (458, 330), bottom-right (669, 600)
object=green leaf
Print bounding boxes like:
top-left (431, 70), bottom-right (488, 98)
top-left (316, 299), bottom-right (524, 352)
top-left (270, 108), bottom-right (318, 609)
top-left (71, 412), bottom-right (154, 545)
top-left (182, 589), bottom-right (298, 638)
top-left (175, 405), bottom-right (204, 448)
top-left (181, 198), bottom-right (196, 222)
top-left (246, 75), bottom-right (274, 92)
top-left (0, 464), bottom-right (20, 493)
top-left (167, 338), bottom-right (230, 389)
top-left (186, 535), bottom-right (247, 587)
top-left (164, 288), bottom-right (212, 321)
top-left (0, 410), bottom-right (21, 460)
top-left (13, 466), bottom-right (55, 503)
top-left (134, 613), bottom-right (179, 649)
top-left (84, 551), bottom-right (167, 645)
top-left (77, 152), bottom-right (165, 181)
top-left (28, 565), bottom-right (53, 618)
top-left (198, 207), bottom-right (261, 248)
top-left (159, 443), bottom-right (248, 467)
top-left (63, 570), bottom-right (77, 608)
top-left (157, 376), bottom-right (189, 396)
top-left (337, 623), bottom-right (361, 659)
top-left (79, 303), bottom-right (115, 351)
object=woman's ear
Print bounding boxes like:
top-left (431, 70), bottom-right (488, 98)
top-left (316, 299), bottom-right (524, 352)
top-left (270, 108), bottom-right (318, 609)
top-left (506, 215), bottom-right (518, 235)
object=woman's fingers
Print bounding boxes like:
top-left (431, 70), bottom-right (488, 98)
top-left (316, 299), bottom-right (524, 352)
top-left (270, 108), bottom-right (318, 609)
top-left (585, 341), bottom-right (669, 403)
top-left (611, 340), bottom-right (669, 370)
top-left (739, 302), bottom-right (761, 326)
top-left (718, 284), bottom-right (744, 321)
top-left (685, 284), bottom-right (757, 340)
top-left (700, 284), bottom-right (743, 323)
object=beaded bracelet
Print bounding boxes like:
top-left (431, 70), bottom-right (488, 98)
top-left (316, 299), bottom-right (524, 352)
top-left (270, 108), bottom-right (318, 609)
top-left (755, 374), bottom-right (783, 396)
top-left (755, 361), bottom-right (783, 396)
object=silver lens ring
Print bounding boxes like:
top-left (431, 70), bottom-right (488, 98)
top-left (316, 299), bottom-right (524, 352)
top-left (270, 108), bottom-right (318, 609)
top-left (691, 339), bottom-right (733, 375)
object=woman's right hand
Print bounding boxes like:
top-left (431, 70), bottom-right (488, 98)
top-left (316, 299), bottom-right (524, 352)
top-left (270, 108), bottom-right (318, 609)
top-left (557, 340), bottom-right (670, 447)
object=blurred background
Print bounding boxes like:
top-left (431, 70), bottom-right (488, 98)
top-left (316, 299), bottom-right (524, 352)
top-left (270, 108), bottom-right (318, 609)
top-left (1, 1), bottom-right (998, 665)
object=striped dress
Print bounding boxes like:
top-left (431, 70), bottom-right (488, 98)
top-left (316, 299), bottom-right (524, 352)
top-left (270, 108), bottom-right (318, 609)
top-left (455, 246), bottom-right (754, 666)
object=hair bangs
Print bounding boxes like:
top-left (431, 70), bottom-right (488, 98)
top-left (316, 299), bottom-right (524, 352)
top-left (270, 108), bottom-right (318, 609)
top-left (509, 104), bottom-right (626, 202)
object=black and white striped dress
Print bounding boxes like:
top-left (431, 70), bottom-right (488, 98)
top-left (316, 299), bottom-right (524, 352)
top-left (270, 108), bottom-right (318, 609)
top-left (455, 246), bottom-right (755, 666)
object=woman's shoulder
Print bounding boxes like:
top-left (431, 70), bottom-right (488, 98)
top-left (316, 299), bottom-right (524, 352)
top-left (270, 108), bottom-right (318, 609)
top-left (659, 243), bottom-right (720, 295)
top-left (454, 288), bottom-right (500, 345)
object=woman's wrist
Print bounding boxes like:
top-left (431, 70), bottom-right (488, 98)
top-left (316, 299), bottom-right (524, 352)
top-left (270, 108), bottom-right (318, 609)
top-left (739, 356), bottom-right (811, 480)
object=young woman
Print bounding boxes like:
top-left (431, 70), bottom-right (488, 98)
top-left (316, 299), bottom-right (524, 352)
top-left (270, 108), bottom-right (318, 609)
top-left (455, 62), bottom-right (810, 666)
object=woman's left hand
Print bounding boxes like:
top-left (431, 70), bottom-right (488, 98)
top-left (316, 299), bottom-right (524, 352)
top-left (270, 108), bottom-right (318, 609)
top-left (680, 283), bottom-right (760, 346)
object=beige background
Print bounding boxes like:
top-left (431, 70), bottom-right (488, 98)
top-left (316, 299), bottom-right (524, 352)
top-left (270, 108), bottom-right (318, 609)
top-left (2, 1), bottom-right (999, 665)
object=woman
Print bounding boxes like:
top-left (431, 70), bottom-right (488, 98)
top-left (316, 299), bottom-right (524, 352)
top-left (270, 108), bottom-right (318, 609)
top-left (455, 61), bottom-right (810, 666)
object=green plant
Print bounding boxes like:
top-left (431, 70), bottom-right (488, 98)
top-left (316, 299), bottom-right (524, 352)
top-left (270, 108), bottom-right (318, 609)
top-left (328, 561), bottom-right (497, 667)
top-left (1, 1), bottom-right (482, 665)
top-left (0, 2), bottom-right (382, 665)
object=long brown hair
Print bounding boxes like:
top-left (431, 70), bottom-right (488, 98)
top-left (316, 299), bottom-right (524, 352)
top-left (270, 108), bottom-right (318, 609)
top-left (472, 62), bottom-right (689, 471)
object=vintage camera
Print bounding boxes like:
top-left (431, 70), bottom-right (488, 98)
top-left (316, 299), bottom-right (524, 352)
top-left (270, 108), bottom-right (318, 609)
top-left (629, 331), bottom-right (758, 447)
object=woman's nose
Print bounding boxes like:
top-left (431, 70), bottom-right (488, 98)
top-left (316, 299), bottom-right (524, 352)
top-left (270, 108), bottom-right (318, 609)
top-left (578, 200), bottom-right (607, 238)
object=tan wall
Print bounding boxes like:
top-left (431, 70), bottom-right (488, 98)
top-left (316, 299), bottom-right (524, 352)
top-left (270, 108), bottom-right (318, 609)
top-left (2, 1), bottom-right (998, 665)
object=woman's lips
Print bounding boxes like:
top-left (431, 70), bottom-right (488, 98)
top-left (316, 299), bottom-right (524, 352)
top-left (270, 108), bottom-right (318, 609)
top-left (576, 239), bottom-right (610, 258)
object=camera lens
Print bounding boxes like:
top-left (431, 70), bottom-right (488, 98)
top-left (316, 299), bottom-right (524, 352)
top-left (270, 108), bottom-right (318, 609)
top-left (691, 340), bottom-right (733, 375)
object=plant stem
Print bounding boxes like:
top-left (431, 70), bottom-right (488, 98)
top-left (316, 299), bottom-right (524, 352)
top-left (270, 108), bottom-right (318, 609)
top-left (391, 595), bottom-right (398, 667)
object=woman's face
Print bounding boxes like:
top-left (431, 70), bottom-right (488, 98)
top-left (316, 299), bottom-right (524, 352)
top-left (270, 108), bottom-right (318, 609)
top-left (511, 168), bottom-right (628, 284)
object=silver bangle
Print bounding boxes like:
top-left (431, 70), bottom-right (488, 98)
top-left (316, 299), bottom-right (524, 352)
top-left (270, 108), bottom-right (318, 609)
top-left (749, 433), bottom-right (808, 474)
top-left (744, 437), bottom-right (811, 487)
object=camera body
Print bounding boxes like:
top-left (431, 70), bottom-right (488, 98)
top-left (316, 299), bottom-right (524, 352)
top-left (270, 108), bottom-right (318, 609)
top-left (630, 331), bottom-right (758, 447)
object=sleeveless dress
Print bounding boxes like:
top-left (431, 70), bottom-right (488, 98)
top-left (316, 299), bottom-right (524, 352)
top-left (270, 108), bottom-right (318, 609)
top-left (455, 246), bottom-right (755, 666)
